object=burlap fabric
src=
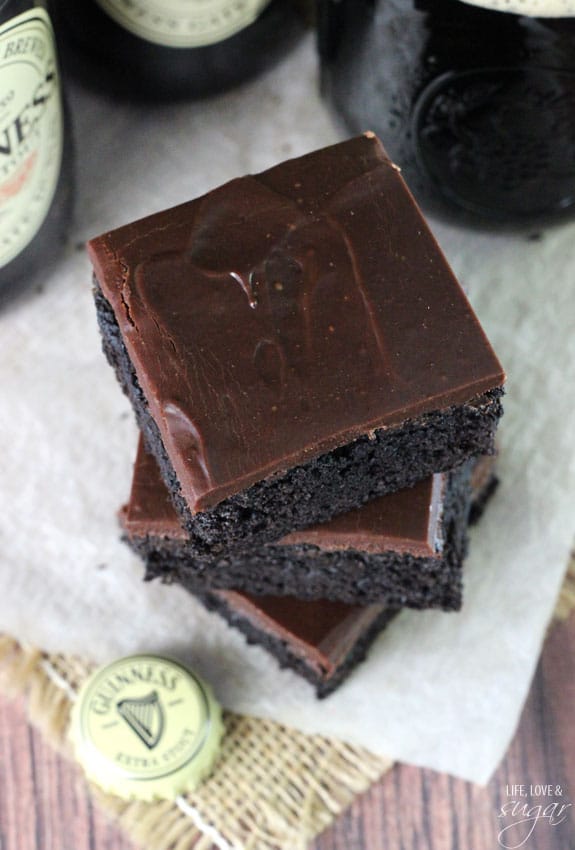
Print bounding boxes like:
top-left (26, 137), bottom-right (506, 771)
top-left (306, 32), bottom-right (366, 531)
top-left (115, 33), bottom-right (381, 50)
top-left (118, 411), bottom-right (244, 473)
top-left (1, 558), bottom-right (573, 850)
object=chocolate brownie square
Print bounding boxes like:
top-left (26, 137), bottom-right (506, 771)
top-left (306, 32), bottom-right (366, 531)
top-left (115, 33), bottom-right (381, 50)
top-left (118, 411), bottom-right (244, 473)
top-left (120, 445), bottom-right (497, 696)
top-left (122, 439), bottom-right (474, 609)
top-left (196, 591), bottom-right (398, 698)
top-left (91, 133), bottom-right (504, 559)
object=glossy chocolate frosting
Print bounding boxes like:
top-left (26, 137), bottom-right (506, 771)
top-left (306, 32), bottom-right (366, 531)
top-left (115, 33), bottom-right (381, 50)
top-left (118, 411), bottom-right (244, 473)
top-left (91, 133), bottom-right (504, 513)
top-left (122, 438), bottom-right (446, 559)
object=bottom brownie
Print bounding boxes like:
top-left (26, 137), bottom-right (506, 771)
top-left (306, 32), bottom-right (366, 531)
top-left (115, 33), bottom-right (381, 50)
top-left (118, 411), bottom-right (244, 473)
top-left (197, 591), bottom-right (399, 698)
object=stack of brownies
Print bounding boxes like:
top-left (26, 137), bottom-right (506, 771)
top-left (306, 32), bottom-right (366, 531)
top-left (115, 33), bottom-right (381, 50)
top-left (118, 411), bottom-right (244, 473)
top-left (88, 134), bottom-right (505, 697)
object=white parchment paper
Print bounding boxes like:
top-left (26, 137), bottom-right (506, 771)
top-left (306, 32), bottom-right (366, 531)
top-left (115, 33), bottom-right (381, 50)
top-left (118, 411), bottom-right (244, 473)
top-left (1, 37), bottom-right (573, 784)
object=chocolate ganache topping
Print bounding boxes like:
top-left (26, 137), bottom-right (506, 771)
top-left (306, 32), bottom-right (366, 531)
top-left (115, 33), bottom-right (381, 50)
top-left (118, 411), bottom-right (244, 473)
top-left (90, 134), bottom-right (504, 513)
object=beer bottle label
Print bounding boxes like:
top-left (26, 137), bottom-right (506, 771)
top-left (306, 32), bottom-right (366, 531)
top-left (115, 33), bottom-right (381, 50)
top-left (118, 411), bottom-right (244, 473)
top-left (460, 0), bottom-right (575, 16)
top-left (0, 9), bottom-right (63, 270)
top-left (94, 0), bottom-right (272, 48)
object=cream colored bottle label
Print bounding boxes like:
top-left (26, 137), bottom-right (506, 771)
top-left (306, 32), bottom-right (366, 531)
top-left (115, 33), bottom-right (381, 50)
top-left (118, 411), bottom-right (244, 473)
top-left (94, 0), bottom-right (272, 48)
top-left (460, 0), bottom-right (575, 16)
top-left (0, 9), bottom-right (63, 269)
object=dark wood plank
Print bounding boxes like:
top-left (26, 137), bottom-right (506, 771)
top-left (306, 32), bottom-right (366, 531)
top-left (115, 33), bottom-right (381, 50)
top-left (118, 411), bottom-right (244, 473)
top-left (0, 694), bottom-right (134, 850)
top-left (0, 615), bottom-right (573, 850)
top-left (313, 615), bottom-right (575, 850)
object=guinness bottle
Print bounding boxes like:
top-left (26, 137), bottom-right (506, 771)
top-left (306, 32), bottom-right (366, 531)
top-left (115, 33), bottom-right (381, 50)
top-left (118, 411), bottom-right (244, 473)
top-left (319, 0), bottom-right (575, 229)
top-left (0, 0), bottom-right (72, 301)
top-left (54, 0), bottom-right (306, 100)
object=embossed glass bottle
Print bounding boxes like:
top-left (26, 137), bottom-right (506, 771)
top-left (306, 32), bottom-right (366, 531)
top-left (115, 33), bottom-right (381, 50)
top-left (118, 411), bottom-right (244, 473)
top-left (53, 0), bottom-right (306, 100)
top-left (318, 0), bottom-right (575, 229)
top-left (0, 0), bottom-right (72, 301)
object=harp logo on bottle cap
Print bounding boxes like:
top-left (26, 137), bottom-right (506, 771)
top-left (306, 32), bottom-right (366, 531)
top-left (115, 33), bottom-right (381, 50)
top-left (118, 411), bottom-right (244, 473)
top-left (70, 654), bottom-right (223, 800)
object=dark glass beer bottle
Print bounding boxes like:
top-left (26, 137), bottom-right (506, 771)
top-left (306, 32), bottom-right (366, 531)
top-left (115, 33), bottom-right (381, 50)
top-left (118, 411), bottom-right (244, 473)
top-left (53, 0), bottom-right (306, 100)
top-left (0, 0), bottom-right (72, 302)
top-left (318, 0), bottom-right (575, 229)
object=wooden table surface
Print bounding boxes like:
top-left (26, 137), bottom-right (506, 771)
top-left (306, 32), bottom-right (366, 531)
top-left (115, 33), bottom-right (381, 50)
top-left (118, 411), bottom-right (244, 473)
top-left (1, 614), bottom-right (573, 850)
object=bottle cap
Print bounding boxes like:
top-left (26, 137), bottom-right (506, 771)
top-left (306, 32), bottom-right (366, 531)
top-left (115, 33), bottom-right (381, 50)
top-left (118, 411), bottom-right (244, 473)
top-left (69, 654), bottom-right (223, 800)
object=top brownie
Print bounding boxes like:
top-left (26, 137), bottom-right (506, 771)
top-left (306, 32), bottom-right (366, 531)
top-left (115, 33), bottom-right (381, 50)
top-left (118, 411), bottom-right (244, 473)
top-left (89, 134), bottom-right (504, 552)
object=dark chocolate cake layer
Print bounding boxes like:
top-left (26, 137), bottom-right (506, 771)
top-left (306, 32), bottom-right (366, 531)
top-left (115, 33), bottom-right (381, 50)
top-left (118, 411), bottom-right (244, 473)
top-left (121, 440), bottom-right (475, 609)
top-left (92, 133), bottom-right (504, 556)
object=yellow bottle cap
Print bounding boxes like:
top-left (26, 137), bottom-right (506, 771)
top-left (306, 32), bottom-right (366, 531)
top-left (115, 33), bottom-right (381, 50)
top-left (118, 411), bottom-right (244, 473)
top-left (70, 654), bottom-right (223, 800)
